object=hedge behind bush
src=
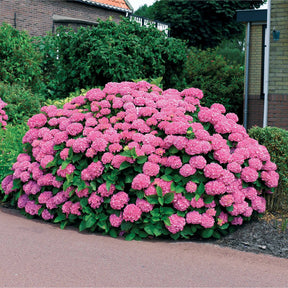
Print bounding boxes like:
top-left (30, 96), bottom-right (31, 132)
top-left (185, 47), bottom-right (244, 122)
top-left (38, 18), bottom-right (187, 99)
top-left (0, 23), bottom-right (43, 92)
top-left (249, 126), bottom-right (288, 211)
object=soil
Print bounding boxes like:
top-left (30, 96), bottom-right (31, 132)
top-left (212, 212), bottom-right (288, 259)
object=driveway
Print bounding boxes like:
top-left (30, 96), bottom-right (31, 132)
top-left (1, 206), bottom-right (288, 287)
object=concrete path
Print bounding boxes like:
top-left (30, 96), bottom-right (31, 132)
top-left (1, 206), bottom-right (288, 288)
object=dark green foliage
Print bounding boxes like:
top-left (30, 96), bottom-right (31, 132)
top-left (0, 124), bottom-right (28, 184)
top-left (0, 23), bottom-right (43, 92)
top-left (215, 36), bottom-right (245, 66)
top-left (0, 82), bottom-right (44, 125)
top-left (38, 18), bottom-right (187, 99)
top-left (185, 48), bottom-right (244, 121)
top-left (249, 126), bottom-right (288, 211)
top-left (140, 0), bottom-right (264, 49)
top-left (134, 4), bottom-right (154, 18)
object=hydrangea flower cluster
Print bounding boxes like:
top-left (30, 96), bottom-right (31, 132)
top-left (0, 98), bottom-right (8, 130)
top-left (1, 81), bottom-right (279, 240)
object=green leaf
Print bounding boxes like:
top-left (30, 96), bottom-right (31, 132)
top-left (72, 153), bottom-right (82, 163)
top-left (146, 195), bottom-right (159, 204)
top-left (144, 225), bottom-right (154, 235)
top-left (106, 181), bottom-right (112, 192)
top-left (182, 154), bottom-right (190, 164)
top-left (226, 205), bottom-right (234, 212)
top-left (12, 178), bottom-right (22, 190)
top-left (60, 220), bottom-right (68, 230)
top-left (54, 213), bottom-right (66, 223)
top-left (46, 159), bottom-right (56, 168)
top-left (120, 150), bottom-right (131, 157)
top-left (54, 144), bottom-right (64, 151)
top-left (125, 174), bottom-right (134, 184)
top-left (196, 182), bottom-right (205, 196)
top-left (163, 192), bottom-right (175, 204)
top-left (125, 232), bottom-right (136, 241)
top-left (175, 185), bottom-right (185, 194)
top-left (136, 190), bottom-right (144, 199)
top-left (219, 223), bottom-right (229, 230)
top-left (165, 167), bottom-right (173, 175)
top-left (204, 195), bottom-right (214, 204)
top-left (158, 196), bottom-right (164, 206)
top-left (156, 186), bottom-right (163, 197)
top-left (61, 160), bottom-right (70, 170)
top-left (152, 226), bottom-right (162, 237)
top-left (109, 229), bottom-right (118, 238)
top-left (90, 181), bottom-right (97, 191)
top-left (119, 161), bottom-right (131, 171)
top-left (163, 217), bottom-right (171, 226)
top-left (137, 156), bottom-right (148, 164)
top-left (79, 220), bottom-right (87, 232)
top-left (169, 146), bottom-right (178, 154)
top-left (161, 175), bottom-right (173, 181)
top-left (86, 216), bottom-right (97, 229)
top-left (161, 207), bottom-right (175, 216)
top-left (201, 228), bottom-right (214, 239)
top-left (213, 230), bottom-right (221, 239)
top-left (170, 182), bottom-right (176, 192)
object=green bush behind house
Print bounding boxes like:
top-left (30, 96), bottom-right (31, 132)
top-left (0, 23), bottom-right (43, 92)
top-left (185, 47), bottom-right (244, 122)
top-left (249, 126), bottom-right (288, 211)
top-left (38, 18), bottom-right (187, 99)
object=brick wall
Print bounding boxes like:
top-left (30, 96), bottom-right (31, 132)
top-left (0, 0), bottom-right (125, 36)
top-left (268, 0), bottom-right (288, 128)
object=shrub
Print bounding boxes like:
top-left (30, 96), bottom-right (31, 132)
top-left (38, 18), bottom-right (187, 99)
top-left (0, 98), bottom-right (8, 129)
top-left (0, 124), bottom-right (28, 184)
top-left (249, 126), bottom-right (288, 211)
top-left (0, 82), bottom-right (45, 125)
top-left (185, 47), bottom-right (244, 122)
top-left (0, 81), bottom-right (278, 240)
top-left (0, 23), bottom-right (43, 92)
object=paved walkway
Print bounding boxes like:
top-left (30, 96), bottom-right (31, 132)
top-left (1, 206), bottom-right (288, 287)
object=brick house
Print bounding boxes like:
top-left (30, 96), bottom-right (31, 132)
top-left (237, 0), bottom-right (288, 129)
top-left (0, 0), bottom-right (133, 36)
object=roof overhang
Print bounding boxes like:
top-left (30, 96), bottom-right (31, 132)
top-left (237, 9), bottom-right (267, 23)
top-left (67, 0), bottom-right (133, 14)
top-left (53, 14), bottom-right (99, 26)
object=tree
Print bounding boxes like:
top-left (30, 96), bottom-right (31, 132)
top-left (135, 0), bottom-right (265, 49)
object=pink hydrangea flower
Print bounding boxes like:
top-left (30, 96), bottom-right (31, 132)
top-left (166, 156), bottom-right (182, 169)
top-left (143, 162), bottom-right (160, 177)
top-left (131, 174), bottom-right (151, 190)
top-left (88, 193), bottom-right (103, 209)
top-left (231, 217), bottom-right (243, 225)
top-left (97, 183), bottom-right (116, 197)
top-left (219, 194), bottom-right (234, 207)
top-left (109, 213), bottom-right (123, 227)
top-left (186, 211), bottom-right (202, 224)
top-left (165, 214), bottom-right (186, 234)
top-left (241, 167), bottom-right (259, 183)
top-left (38, 191), bottom-right (53, 204)
top-left (205, 180), bottom-right (226, 195)
top-left (200, 213), bottom-right (215, 229)
top-left (136, 198), bottom-right (154, 213)
top-left (110, 191), bottom-right (129, 210)
top-left (186, 181), bottom-right (197, 193)
top-left (25, 201), bottom-right (41, 216)
top-left (27, 113), bottom-right (47, 129)
top-left (173, 193), bottom-right (190, 211)
top-left (66, 123), bottom-right (83, 136)
top-left (123, 204), bottom-right (142, 222)
top-left (204, 163), bottom-right (224, 179)
top-left (189, 156), bottom-right (206, 169)
top-left (179, 164), bottom-right (196, 177)
top-left (42, 209), bottom-right (54, 220)
top-left (17, 194), bottom-right (29, 208)
top-left (217, 212), bottom-right (228, 226)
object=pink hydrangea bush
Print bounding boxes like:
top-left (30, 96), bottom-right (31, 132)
top-left (0, 81), bottom-right (279, 240)
top-left (0, 98), bottom-right (8, 129)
